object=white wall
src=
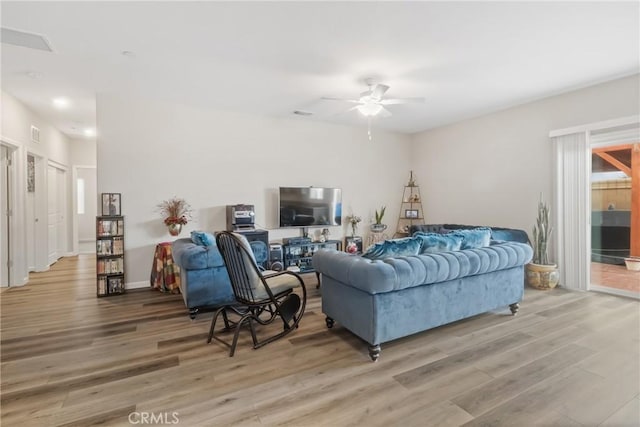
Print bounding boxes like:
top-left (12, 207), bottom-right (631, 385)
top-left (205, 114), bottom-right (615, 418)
top-left (69, 138), bottom-right (96, 166)
top-left (97, 94), bottom-right (412, 285)
top-left (410, 74), bottom-right (640, 237)
top-left (1, 92), bottom-right (71, 166)
top-left (0, 91), bottom-right (73, 284)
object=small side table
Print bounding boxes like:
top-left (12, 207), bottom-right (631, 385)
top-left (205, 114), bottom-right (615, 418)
top-left (344, 236), bottom-right (363, 254)
top-left (367, 231), bottom-right (389, 248)
top-left (150, 242), bottom-right (181, 293)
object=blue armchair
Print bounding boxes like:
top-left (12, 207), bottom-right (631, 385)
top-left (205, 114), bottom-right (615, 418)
top-left (172, 236), bottom-right (268, 319)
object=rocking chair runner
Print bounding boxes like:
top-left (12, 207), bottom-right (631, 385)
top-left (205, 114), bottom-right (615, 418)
top-left (208, 231), bottom-right (307, 356)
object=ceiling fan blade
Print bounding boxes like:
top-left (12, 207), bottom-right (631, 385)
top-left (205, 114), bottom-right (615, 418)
top-left (380, 97), bottom-right (425, 105)
top-left (378, 106), bottom-right (392, 118)
top-left (321, 97), bottom-right (361, 104)
top-left (371, 84), bottom-right (390, 100)
top-left (330, 104), bottom-right (361, 117)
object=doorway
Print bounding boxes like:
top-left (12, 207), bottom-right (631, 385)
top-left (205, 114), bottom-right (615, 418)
top-left (47, 163), bottom-right (67, 266)
top-left (1, 145), bottom-right (11, 286)
top-left (590, 142), bottom-right (638, 298)
top-left (76, 167), bottom-right (97, 253)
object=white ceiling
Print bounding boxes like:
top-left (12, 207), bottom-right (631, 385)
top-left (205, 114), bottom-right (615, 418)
top-left (1, 1), bottom-right (638, 138)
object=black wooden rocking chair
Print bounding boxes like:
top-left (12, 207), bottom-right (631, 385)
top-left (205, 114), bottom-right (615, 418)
top-left (207, 231), bottom-right (307, 356)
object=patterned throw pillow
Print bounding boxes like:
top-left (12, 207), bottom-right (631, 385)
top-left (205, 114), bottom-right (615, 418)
top-left (191, 231), bottom-right (215, 246)
top-left (362, 237), bottom-right (422, 260)
top-left (448, 227), bottom-right (491, 250)
top-left (413, 232), bottom-right (464, 254)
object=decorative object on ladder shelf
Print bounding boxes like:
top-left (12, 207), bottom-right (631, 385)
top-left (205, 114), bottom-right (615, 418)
top-left (157, 197), bottom-right (192, 236)
top-left (394, 171), bottom-right (425, 237)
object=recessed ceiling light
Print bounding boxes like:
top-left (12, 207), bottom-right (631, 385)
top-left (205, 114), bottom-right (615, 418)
top-left (52, 97), bottom-right (70, 109)
top-left (84, 128), bottom-right (96, 137)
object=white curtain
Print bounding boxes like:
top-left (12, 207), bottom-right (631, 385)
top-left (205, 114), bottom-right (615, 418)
top-left (553, 132), bottom-right (590, 291)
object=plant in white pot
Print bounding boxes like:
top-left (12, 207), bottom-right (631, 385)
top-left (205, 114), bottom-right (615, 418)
top-left (526, 195), bottom-right (560, 289)
top-left (371, 206), bottom-right (387, 232)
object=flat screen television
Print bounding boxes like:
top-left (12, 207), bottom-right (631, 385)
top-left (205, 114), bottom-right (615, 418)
top-left (279, 187), bottom-right (342, 228)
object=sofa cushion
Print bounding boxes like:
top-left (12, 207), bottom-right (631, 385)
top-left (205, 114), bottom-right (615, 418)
top-left (448, 227), bottom-right (491, 250)
top-left (413, 232), bottom-right (463, 254)
top-left (172, 238), bottom-right (225, 270)
top-left (362, 237), bottom-right (422, 260)
top-left (191, 231), bottom-right (215, 246)
top-left (411, 224), bottom-right (530, 244)
top-left (489, 228), bottom-right (529, 244)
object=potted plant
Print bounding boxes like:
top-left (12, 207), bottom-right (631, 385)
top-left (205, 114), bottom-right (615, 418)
top-left (157, 197), bottom-right (192, 236)
top-left (370, 206), bottom-right (387, 232)
top-left (526, 194), bottom-right (559, 289)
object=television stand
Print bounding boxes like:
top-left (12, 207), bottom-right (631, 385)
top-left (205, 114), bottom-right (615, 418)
top-left (282, 239), bottom-right (342, 274)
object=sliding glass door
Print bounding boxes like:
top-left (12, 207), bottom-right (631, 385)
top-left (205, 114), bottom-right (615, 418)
top-left (590, 141), bottom-right (638, 299)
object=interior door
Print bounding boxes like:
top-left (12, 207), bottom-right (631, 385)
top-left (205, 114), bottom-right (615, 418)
top-left (56, 167), bottom-right (67, 256)
top-left (1, 146), bottom-right (9, 285)
top-left (47, 165), bottom-right (59, 265)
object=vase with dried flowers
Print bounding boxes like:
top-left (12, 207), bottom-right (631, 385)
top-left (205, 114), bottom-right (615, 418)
top-left (347, 213), bottom-right (362, 237)
top-left (157, 197), bottom-right (192, 236)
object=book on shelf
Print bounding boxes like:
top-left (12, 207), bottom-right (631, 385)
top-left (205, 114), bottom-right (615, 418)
top-left (97, 239), bottom-right (113, 255)
top-left (108, 276), bottom-right (124, 293)
top-left (98, 277), bottom-right (107, 295)
top-left (113, 237), bottom-right (124, 255)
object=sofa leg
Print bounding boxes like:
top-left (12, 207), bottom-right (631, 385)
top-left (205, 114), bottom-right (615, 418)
top-left (189, 308), bottom-right (199, 320)
top-left (325, 316), bottom-right (335, 329)
top-left (368, 344), bottom-right (381, 362)
top-left (509, 303), bottom-right (520, 316)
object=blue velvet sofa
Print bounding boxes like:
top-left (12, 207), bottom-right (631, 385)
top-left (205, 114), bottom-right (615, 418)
top-left (172, 237), bottom-right (268, 318)
top-left (313, 239), bottom-right (533, 361)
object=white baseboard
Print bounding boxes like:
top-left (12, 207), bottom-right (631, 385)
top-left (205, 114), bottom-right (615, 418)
top-left (126, 280), bottom-right (149, 290)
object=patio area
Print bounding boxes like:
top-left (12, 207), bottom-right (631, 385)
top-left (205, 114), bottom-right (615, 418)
top-left (591, 261), bottom-right (640, 296)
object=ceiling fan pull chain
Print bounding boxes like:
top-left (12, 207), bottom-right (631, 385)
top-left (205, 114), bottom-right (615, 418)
top-left (368, 117), bottom-right (372, 141)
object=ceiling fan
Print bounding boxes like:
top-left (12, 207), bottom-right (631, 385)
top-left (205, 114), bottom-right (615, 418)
top-left (321, 79), bottom-right (424, 139)
top-left (322, 79), bottom-right (424, 118)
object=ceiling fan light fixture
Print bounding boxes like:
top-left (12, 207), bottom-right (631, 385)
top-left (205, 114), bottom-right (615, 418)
top-left (357, 103), bottom-right (383, 117)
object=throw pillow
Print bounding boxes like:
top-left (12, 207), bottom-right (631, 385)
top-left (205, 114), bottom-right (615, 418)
top-left (413, 232), bottom-right (464, 254)
top-left (448, 227), bottom-right (491, 250)
top-left (191, 231), bottom-right (215, 246)
top-left (362, 237), bottom-right (422, 260)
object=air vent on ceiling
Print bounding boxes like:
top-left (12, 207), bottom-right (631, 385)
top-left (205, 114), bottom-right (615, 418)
top-left (1, 27), bottom-right (53, 52)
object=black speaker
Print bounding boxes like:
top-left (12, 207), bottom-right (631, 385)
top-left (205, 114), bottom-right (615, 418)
top-left (269, 244), bottom-right (284, 271)
top-left (237, 229), bottom-right (269, 269)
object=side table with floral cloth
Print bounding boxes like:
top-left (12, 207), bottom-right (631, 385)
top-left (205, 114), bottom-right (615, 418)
top-left (150, 242), bottom-right (181, 293)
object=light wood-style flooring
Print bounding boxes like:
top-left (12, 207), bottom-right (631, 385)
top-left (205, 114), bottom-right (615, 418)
top-left (1, 254), bottom-right (639, 426)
